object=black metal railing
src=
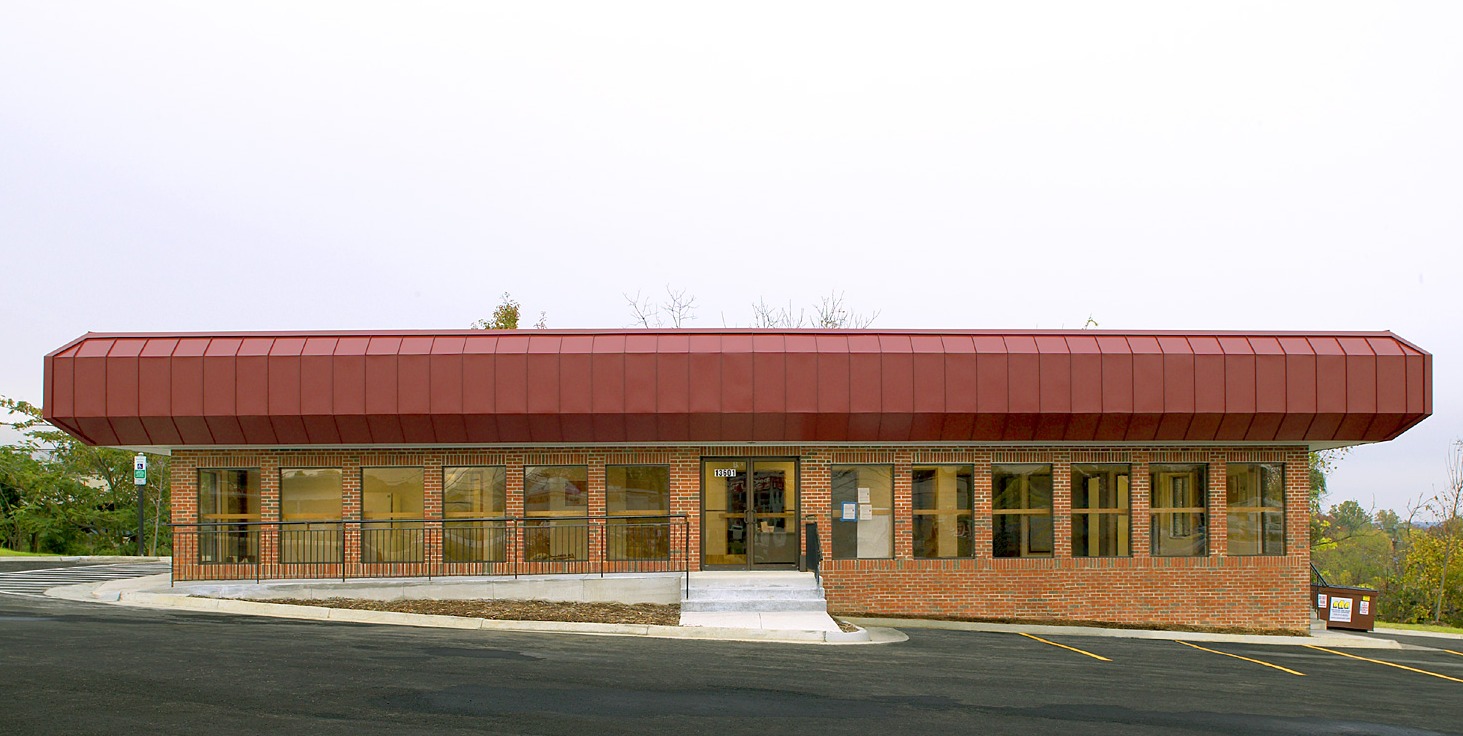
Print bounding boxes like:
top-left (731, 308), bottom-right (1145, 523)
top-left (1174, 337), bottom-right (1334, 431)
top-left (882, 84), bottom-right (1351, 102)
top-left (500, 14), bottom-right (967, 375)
top-left (172, 515), bottom-right (690, 592)
top-left (1310, 562), bottom-right (1329, 587)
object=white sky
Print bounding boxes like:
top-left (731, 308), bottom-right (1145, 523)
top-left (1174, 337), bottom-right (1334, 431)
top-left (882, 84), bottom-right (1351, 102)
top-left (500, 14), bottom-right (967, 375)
top-left (2, 2), bottom-right (1458, 513)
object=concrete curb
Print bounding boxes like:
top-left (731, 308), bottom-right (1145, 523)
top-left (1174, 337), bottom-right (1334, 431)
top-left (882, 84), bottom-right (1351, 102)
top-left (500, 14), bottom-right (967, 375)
top-left (47, 576), bottom-right (894, 645)
top-left (843, 617), bottom-right (1404, 649)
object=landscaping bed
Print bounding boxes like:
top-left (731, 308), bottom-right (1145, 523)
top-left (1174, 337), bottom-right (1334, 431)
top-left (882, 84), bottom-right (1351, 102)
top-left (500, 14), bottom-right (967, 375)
top-left (268, 598), bottom-right (681, 626)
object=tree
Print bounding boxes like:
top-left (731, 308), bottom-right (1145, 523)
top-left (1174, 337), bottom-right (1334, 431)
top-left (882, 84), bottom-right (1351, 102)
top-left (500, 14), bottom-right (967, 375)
top-left (626, 286), bottom-right (697, 328)
top-left (1308, 448), bottom-right (1350, 546)
top-left (748, 291), bottom-right (879, 329)
top-left (1420, 440), bottom-right (1463, 624)
top-left (1328, 500), bottom-right (1373, 542)
top-left (0, 396), bottom-right (170, 555)
top-left (471, 292), bottom-right (545, 330)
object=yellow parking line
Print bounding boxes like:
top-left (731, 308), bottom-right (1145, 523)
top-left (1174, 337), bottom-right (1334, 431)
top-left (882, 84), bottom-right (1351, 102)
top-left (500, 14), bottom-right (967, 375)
top-left (1304, 645), bottom-right (1463, 684)
top-left (1019, 632), bottom-right (1111, 662)
top-left (1445, 649), bottom-right (1463, 658)
top-left (1175, 640), bottom-right (1305, 676)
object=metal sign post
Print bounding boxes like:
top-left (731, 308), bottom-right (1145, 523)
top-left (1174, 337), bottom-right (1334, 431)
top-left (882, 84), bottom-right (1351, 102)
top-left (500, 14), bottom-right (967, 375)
top-left (133, 454), bottom-right (147, 556)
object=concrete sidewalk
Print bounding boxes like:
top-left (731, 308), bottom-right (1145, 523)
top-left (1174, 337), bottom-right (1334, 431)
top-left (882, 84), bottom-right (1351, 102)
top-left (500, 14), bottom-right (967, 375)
top-left (42, 570), bottom-right (1428, 651)
top-left (48, 574), bottom-right (894, 645)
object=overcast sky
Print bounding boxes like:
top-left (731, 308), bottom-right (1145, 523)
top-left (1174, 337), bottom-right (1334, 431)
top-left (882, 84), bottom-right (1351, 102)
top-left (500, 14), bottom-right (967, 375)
top-left (2, 2), bottom-right (1458, 512)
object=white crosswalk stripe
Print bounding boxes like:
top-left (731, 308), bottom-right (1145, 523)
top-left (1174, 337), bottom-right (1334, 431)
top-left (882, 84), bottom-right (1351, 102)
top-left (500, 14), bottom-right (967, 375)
top-left (0, 562), bottom-right (171, 597)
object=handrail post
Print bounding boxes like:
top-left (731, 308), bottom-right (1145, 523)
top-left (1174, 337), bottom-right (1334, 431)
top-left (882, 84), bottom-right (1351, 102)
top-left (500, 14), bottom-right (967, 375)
top-left (804, 520), bottom-right (821, 586)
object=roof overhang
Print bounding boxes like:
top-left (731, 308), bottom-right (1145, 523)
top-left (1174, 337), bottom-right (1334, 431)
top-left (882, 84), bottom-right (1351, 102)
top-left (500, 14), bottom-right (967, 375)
top-left (43, 328), bottom-right (1432, 448)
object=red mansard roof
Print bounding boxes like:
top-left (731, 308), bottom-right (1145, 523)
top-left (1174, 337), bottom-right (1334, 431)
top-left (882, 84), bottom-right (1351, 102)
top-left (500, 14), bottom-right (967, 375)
top-left (42, 329), bottom-right (1431, 448)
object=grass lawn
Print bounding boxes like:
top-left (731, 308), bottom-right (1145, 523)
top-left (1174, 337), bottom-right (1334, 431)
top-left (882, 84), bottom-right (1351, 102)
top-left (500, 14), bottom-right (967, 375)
top-left (1378, 621), bottom-right (1463, 635)
top-left (0, 547), bottom-right (58, 557)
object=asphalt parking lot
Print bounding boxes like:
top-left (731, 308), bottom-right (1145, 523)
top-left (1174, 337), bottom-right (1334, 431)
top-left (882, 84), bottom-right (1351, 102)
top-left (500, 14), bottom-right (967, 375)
top-left (1, 563), bottom-right (1459, 735)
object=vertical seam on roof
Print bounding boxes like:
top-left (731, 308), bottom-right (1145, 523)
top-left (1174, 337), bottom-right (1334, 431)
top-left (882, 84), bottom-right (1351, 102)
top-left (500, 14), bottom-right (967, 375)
top-left (135, 340), bottom-right (152, 445)
top-left (426, 337), bottom-right (437, 443)
top-left (451, 336), bottom-right (466, 444)
top-left (1065, 336), bottom-right (1078, 421)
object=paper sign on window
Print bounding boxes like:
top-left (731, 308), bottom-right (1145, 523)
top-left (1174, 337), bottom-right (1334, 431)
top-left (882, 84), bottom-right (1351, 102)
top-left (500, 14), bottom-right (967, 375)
top-left (840, 503), bottom-right (858, 521)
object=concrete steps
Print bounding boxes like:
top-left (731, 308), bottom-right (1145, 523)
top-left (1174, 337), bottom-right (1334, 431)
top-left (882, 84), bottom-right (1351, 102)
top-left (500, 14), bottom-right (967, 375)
top-left (681, 571), bottom-right (828, 613)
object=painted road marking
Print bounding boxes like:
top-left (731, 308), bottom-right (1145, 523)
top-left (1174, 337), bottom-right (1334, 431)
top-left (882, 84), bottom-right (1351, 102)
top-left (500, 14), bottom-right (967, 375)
top-left (1175, 640), bottom-right (1305, 676)
top-left (1304, 645), bottom-right (1463, 684)
top-left (1444, 649), bottom-right (1463, 658)
top-left (0, 563), bottom-right (170, 598)
top-left (1019, 632), bottom-right (1111, 662)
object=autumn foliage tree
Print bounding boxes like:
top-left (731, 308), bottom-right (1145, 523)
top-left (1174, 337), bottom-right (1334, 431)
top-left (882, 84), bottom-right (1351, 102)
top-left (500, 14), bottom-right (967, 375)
top-left (1312, 440), bottom-right (1463, 626)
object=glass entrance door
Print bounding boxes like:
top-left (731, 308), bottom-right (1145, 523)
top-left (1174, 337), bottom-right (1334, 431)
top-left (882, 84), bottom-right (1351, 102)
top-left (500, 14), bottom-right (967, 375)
top-left (701, 458), bottom-right (800, 568)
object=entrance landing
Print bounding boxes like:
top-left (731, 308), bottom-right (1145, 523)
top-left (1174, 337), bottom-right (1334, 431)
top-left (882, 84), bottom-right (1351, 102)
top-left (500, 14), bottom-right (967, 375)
top-left (680, 571), bottom-right (842, 632)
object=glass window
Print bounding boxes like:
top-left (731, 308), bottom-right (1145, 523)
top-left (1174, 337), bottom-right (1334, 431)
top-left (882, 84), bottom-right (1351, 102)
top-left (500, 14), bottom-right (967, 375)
top-left (197, 469), bottom-right (261, 564)
top-left (992, 464), bottom-right (1053, 558)
top-left (524, 465), bottom-right (589, 562)
top-left (280, 468), bottom-right (342, 564)
top-left (831, 465), bottom-right (894, 559)
top-left (361, 467), bottom-right (425, 563)
top-left (443, 466), bottom-right (507, 563)
top-left (1071, 464), bottom-right (1130, 557)
top-left (912, 465), bottom-right (973, 559)
top-left (606, 465), bottom-right (671, 561)
top-left (1151, 464), bottom-right (1207, 557)
top-left (1227, 463), bottom-right (1284, 556)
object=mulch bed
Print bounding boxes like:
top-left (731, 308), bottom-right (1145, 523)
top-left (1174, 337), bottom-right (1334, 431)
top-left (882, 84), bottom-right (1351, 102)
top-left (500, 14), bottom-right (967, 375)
top-left (268, 598), bottom-right (682, 626)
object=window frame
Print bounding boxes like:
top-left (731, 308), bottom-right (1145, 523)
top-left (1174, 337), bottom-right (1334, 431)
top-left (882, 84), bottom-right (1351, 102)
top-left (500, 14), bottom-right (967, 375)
top-left (359, 466), bottom-right (426, 564)
top-left (911, 463), bottom-right (975, 560)
top-left (991, 463), bottom-right (1054, 558)
top-left (195, 467), bottom-right (263, 565)
top-left (830, 464), bottom-right (895, 561)
top-left (522, 464), bottom-right (591, 563)
top-left (277, 467), bottom-right (345, 565)
top-left (1149, 463), bottom-right (1208, 557)
top-left (1070, 463), bottom-right (1131, 558)
top-left (1226, 462), bottom-right (1286, 556)
top-left (442, 465), bottom-right (508, 564)
top-left (605, 464), bottom-right (673, 562)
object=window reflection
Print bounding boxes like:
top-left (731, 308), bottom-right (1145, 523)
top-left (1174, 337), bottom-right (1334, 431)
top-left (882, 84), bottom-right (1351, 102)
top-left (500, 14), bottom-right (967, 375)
top-left (913, 465), bottom-right (973, 559)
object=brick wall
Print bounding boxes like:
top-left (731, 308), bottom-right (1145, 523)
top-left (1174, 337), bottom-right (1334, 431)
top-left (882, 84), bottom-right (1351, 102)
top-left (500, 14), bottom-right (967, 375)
top-left (171, 443), bottom-right (1310, 631)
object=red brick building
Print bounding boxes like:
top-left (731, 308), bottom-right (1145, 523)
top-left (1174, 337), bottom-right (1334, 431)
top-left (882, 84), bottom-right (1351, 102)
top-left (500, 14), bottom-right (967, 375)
top-left (43, 329), bottom-right (1431, 632)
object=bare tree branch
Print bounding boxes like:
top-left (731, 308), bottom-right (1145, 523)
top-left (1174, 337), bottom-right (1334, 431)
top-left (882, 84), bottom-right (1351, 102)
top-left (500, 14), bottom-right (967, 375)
top-left (1431, 440), bottom-right (1463, 623)
top-left (663, 286), bottom-right (697, 328)
top-left (751, 298), bottom-right (805, 328)
top-left (813, 291), bottom-right (878, 328)
top-left (625, 291), bottom-right (660, 328)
